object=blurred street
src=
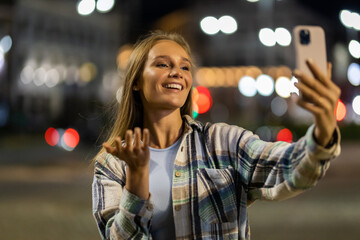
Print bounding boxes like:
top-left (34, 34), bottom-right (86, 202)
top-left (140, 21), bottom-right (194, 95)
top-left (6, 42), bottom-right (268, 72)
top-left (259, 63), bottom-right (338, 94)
top-left (0, 135), bottom-right (359, 240)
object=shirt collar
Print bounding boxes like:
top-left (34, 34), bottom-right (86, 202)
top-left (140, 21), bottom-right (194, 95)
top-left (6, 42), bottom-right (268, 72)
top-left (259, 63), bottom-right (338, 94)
top-left (182, 115), bottom-right (203, 134)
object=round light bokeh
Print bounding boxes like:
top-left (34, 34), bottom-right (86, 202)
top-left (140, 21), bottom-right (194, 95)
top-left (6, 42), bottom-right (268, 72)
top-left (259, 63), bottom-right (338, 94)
top-left (200, 16), bottom-right (220, 35)
top-left (275, 76), bottom-right (292, 98)
top-left (256, 74), bottom-right (274, 96)
top-left (347, 63), bottom-right (360, 86)
top-left (239, 76), bottom-right (257, 97)
top-left (259, 28), bottom-right (276, 47)
top-left (353, 95), bottom-right (360, 115)
top-left (271, 96), bottom-right (288, 117)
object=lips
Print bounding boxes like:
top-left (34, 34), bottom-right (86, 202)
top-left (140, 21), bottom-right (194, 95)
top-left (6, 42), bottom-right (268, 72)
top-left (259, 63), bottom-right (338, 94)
top-left (163, 83), bottom-right (183, 90)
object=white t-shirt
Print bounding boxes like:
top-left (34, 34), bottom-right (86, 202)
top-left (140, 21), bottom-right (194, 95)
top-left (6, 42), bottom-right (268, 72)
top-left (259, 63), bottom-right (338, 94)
top-left (149, 137), bottom-right (181, 239)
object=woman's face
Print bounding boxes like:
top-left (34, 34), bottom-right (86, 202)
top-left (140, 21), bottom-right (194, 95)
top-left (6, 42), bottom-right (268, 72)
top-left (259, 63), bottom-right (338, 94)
top-left (136, 40), bottom-right (193, 113)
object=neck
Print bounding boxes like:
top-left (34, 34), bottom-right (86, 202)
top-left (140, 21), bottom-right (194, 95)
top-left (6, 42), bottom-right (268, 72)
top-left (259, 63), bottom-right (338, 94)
top-left (143, 109), bottom-right (183, 149)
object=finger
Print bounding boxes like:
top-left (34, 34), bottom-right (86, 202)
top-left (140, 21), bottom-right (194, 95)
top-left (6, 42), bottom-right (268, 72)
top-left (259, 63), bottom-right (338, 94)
top-left (295, 82), bottom-right (324, 106)
top-left (305, 58), bottom-right (328, 86)
top-left (103, 142), bottom-right (117, 155)
top-left (142, 128), bottom-right (150, 148)
top-left (327, 62), bottom-right (332, 79)
top-left (296, 98), bottom-right (324, 116)
top-left (115, 136), bottom-right (122, 152)
top-left (294, 70), bottom-right (340, 107)
top-left (133, 127), bottom-right (141, 152)
top-left (293, 70), bottom-right (329, 98)
top-left (125, 130), bottom-right (133, 151)
top-left (296, 88), bottom-right (334, 120)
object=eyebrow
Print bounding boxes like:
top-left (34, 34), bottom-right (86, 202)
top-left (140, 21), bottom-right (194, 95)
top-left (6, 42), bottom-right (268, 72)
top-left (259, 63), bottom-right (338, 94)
top-left (153, 55), bottom-right (191, 64)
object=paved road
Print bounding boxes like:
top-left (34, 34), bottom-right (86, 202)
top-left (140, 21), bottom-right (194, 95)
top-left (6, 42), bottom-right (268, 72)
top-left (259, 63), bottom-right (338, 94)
top-left (0, 139), bottom-right (359, 240)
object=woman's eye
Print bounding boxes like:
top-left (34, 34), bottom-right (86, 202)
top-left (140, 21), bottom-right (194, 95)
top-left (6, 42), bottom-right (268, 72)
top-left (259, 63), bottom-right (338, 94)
top-left (157, 63), bottom-right (168, 67)
top-left (182, 66), bottom-right (190, 71)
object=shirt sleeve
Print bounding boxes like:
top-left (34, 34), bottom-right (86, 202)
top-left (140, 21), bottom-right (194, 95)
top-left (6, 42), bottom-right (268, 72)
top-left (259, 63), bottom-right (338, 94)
top-left (209, 123), bottom-right (341, 203)
top-left (92, 152), bottom-right (153, 240)
top-left (246, 124), bottom-right (340, 202)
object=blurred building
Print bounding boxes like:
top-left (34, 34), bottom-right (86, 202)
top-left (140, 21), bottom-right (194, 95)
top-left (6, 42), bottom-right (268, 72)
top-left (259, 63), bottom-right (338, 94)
top-left (0, 0), bottom-right (359, 147)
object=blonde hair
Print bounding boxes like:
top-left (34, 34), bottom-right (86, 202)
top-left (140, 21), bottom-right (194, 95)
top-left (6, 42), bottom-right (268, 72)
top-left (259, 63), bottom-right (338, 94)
top-left (96, 31), bottom-right (194, 160)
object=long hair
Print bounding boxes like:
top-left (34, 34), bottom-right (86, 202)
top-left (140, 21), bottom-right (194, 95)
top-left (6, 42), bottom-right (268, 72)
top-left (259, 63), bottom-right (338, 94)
top-left (95, 31), bottom-right (194, 160)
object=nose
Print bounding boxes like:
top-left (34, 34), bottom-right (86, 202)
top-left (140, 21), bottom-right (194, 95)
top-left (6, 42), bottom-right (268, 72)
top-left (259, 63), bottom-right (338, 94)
top-left (169, 67), bottom-right (183, 78)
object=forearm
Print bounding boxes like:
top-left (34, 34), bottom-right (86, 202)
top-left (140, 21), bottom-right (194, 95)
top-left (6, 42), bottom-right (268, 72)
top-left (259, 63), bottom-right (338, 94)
top-left (125, 166), bottom-right (150, 200)
top-left (248, 125), bottom-right (340, 202)
top-left (92, 156), bottom-right (153, 240)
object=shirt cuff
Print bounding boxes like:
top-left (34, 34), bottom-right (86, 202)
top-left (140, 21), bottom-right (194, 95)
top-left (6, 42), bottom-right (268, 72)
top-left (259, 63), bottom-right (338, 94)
top-left (120, 188), bottom-right (154, 219)
top-left (305, 124), bottom-right (341, 162)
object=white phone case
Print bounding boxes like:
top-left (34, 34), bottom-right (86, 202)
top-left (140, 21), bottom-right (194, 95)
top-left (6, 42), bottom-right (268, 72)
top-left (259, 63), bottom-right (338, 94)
top-left (293, 25), bottom-right (327, 76)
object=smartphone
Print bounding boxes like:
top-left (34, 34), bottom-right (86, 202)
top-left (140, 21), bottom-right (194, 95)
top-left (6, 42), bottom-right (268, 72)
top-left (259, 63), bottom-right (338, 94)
top-left (293, 25), bottom-right (327, 76)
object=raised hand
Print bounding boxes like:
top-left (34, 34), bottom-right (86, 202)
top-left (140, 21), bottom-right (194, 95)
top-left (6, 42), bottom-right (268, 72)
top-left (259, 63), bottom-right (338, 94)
top-left (294, 59), bottom-right (341, 147)
top-left (103, 127), bottom-right (150, 171)
top-left (103, 127), bottom-right (150, 199)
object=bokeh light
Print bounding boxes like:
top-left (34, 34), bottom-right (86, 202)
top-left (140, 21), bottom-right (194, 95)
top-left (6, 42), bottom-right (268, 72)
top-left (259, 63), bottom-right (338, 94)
top-left (117, 44), bottom-right (133, 70)
top-left (347, 63), bottom-right (360, 86)
top-left (290, 76), bottom-right (299, 95)
top-left (45, 69), bottom-right (60, 88)
top-left (96, 0), bottom-right (115, 13)
top-left (352, 95), bottom-right (360, 115)
top-left (193, 104), bottom-right (199, 119)
top-left (77, 0), bottom-right (96, 16)
top-left (63, 128), bottom-right (80, 149)
top-left (255, 126), bottom-right (272, 141)
top-left (336, 100), bottom-right (347, 121)
top-left (33, 67), bottom-right (47, 86)
top-left (275, 76), bottom-right (292, 98)
top-left (259, 28), bottom-right (276, 47)
top-left (277, 128), bottom-right (293, 143)
top-left (45, 127), bottom-right (60, 146)
top-left (259, 27), bottom-right (291, 47)
top-left (274, 28), bottom-right (292, 46)
top-left (192, 87), bottom-right (199, 103)
top-left (349, 40), bottom-right (360, 59)
top-left (0, 52), bottom-right (4, 73)
top-left (116, 86), bottom-right (123, 103)
top-left (239, 76), bottom-right (257, 97)
top-left (218, 15), bottom-right (237, 34)
top-left (200, 16), bottom-right (220, 35)
top-left (200, 16), bottom-right (237, 35)
top-left (79, 62), bottom-right (97, 83)
top-left (192, 87), bottom-right (199, 118)
top-left (0, 35), bottom-right (12, 53)
top-left (271, 96), bottom-right (288, 117)
top-left (256, 74), bottom-right (274, 96)
top-left (20, 65), bottom-right (34, 84)
top-left (195, 86), bottom-right (212, 114)
top-left (340, 10), bottom-right (360, 30)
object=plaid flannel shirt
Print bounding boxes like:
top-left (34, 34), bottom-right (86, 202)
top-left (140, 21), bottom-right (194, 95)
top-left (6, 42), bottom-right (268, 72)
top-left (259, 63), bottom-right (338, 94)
top-left (92, 115), bottom-right (340, 239)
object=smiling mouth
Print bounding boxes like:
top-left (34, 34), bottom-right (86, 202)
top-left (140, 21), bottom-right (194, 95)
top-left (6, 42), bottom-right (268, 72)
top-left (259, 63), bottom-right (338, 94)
top-left (163, 83), bottom-right (183, 90)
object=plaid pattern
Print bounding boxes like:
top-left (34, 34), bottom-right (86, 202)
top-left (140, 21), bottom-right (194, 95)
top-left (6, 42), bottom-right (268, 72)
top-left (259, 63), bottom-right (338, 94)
top-left (92, 115), bottom-right (340, 239)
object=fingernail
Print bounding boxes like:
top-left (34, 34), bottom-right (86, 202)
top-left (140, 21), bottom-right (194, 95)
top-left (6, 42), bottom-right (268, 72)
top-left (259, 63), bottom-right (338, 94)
top-left (306, 58), bottom-right (313, 63)
top-left (293, 69), bottom-right (301, 76)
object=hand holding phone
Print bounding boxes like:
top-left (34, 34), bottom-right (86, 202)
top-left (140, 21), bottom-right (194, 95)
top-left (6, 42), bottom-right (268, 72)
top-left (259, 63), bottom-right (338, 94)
top-left (292, 25), bottom-right (341, 147)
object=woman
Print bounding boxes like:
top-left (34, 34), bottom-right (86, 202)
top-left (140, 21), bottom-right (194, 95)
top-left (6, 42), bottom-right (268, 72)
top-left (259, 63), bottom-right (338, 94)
top-left (92, 31), bottom-right (341, 240)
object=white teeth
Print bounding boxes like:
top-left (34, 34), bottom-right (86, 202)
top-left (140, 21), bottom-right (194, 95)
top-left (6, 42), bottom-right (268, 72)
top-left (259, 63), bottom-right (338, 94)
top-left (164, 83), bottom-right (182, 90)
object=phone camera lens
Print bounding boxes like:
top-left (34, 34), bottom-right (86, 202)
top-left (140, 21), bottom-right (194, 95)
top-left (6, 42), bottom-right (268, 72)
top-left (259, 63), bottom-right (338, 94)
top-left (299, 29), bottom-right (310, 45)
